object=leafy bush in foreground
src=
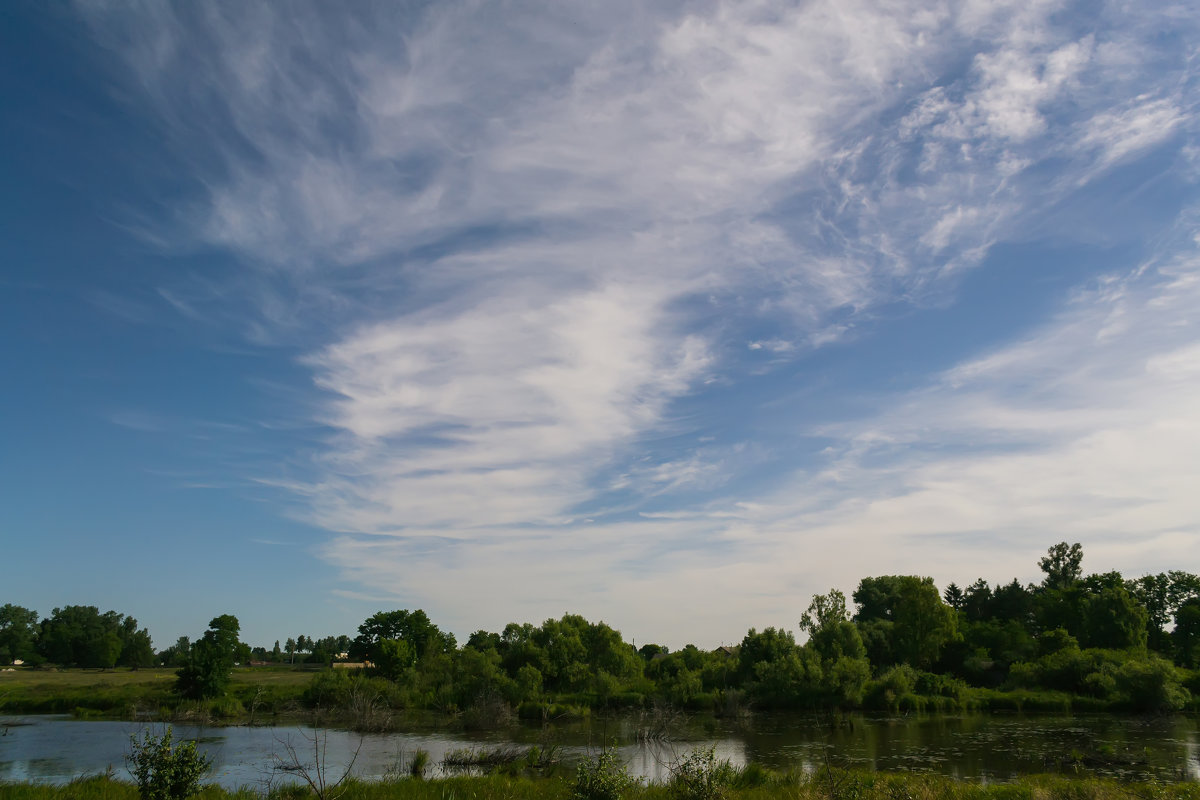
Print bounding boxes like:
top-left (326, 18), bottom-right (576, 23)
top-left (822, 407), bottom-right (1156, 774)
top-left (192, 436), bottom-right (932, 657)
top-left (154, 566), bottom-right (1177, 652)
top-left (572, 748), bottom-right (637, 800)
top-left (127, 727), bottom-right (211, 800)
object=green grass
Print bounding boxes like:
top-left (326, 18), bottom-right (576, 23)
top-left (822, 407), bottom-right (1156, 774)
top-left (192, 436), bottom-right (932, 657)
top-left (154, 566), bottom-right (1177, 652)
top-left (2, 769), bottom-right (1199, 800)
top-left (0, 667), bottom-right (312, 718)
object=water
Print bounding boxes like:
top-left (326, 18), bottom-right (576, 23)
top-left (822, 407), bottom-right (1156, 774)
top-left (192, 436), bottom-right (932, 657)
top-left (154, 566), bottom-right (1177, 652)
top-left (1, 713), bottom-right (1197, 788)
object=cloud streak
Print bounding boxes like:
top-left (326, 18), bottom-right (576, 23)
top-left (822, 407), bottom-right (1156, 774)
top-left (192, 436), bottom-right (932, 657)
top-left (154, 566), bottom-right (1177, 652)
top-left (75, 0), bottom-right (1200, 642)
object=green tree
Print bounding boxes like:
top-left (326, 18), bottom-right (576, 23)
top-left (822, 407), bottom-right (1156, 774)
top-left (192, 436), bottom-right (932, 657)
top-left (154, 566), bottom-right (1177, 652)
top-left (737, 627), bottom-right (796, 684)
top-left (175, 615), bottom-right (241, 700)
top-left (800, 590), bottom-right (870, 706)
top-left (853, 576), bottom-right (958, 669)
top-left (800, 590), bottom-right (865, 662)
top-left (37, 606), bottom-right (150, 669)
top-left (1129, 571), bottom-right (1200, 654)
top-left (0, 604), bottom-right (39, 664)
top-left (1039, 542), bottom-right (1084, 590)
top-left (351, 609), bottom-right (454, 664)
top-left (1082, 585), bottom-right (1148, 650)
top-left (117, 616), bottom-right (156, 668)
top-left (1173, 597), bottom-right (1200, 668)
top-left (749, 648), bottom-right (822, 708)
top-left (374, 638), bottom-right (415, 681)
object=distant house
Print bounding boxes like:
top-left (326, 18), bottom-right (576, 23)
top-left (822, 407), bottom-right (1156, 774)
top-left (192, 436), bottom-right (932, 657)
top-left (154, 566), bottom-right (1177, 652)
top-left (248, 660), bottom-right (271, 667)
top-left (333, 661), bottom-right (371, 670)
top-left (715, 646), bottom-right (737, 657)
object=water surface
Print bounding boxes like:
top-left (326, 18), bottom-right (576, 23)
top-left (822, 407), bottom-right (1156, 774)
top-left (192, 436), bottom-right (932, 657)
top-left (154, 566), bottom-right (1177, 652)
top-left (2, 713), bottom-right (1196, 788)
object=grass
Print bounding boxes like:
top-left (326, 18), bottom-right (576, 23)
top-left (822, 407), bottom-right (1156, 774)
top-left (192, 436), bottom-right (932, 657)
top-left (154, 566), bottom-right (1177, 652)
top-left (0, 667), bottom-right (312, 718)
top-left (2, 770), bottom-right (1199, 800)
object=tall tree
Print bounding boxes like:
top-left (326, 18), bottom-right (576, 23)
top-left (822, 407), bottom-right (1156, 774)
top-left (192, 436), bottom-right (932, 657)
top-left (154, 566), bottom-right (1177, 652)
top-left (800, 590), bottom-right (870, 705)
top-left (1039, 542), bottom-right (1084, 590)
top-left (176, 615), bottom-right (241, 700)
top-left (1172, 597), bottom-right (1200, 668)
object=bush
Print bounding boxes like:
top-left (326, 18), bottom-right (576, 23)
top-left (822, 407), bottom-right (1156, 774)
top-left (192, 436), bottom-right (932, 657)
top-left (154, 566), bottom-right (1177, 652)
top-left (1116, 655), bottom-right (1190, 712)
top-left (127, 727), bottom-right (211, 800)
top-left (668, 746), bottom-right (736, 800)
top-left (572, 748), bottom-right (637, 800)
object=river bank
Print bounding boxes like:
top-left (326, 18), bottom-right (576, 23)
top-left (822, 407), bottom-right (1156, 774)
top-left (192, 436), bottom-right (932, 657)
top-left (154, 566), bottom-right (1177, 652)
top-left (3, 768), bottom-right (1200, 800)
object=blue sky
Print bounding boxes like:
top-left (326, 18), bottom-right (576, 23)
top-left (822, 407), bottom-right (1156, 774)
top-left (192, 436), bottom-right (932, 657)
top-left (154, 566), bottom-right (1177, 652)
top-left (2, 0), bottom-right (1198, 650)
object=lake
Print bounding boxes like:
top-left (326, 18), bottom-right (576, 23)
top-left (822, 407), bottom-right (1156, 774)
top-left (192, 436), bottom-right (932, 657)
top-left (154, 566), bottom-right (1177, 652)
top-left (2, 712), bottom-right (1197, 788)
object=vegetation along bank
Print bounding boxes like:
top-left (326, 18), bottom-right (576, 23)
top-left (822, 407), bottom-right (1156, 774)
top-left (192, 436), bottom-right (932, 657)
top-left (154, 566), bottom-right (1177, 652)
top-left (2, 542), bottom-right (1199, 723)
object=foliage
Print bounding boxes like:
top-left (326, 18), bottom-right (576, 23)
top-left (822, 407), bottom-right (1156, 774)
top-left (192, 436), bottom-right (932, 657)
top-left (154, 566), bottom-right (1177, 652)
top-left (853, 576), bottom-right (958, 669)
top-left (667, 747), bottom-right (736, 800)
top-left (8, 541), bottom-right (1200, 720)
top-left (36, 606), bottom-right (155, 669)
top-left (0, 604), bottom-right (40, 665)
top-left (351, 609), bottom-right (455, 665)
top-left (1039, 543), bottom-right (1085, 590)
top-left (1173, 597), bottom-right (1200, 668)
top-left (800, 590), bottom-right (871, 706)
top-left (175, 616), bottom-right (241, 700)
top-left (572, 747), bottom-right (637, 800)
top-left (127, 727), bottom-right (211, 800)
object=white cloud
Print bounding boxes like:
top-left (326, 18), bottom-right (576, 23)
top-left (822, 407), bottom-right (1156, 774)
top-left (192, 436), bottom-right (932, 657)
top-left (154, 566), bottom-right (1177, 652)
top-left (73, 0), bottom-right (1200, 642)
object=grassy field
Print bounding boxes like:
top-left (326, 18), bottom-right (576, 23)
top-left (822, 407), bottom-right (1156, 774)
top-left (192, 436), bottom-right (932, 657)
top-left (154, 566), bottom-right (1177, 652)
top-left (1, 770), bottom-right (1198, 800)
top-left (0, 666), bottom-right (313, 717)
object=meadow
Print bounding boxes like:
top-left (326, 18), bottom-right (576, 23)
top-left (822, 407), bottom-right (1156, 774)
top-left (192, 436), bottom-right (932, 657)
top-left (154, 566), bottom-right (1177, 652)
top-left (0, 667), bottom-right (311, 718)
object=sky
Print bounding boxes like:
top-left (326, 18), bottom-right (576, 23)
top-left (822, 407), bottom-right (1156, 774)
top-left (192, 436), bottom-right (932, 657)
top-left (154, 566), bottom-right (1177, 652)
top-left (2, 0), bottom-right (1199, 651)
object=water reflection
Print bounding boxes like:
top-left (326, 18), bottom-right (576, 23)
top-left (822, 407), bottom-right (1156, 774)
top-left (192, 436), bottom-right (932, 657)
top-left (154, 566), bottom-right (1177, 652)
top-left (1, 713), bottom-right (1196, 788)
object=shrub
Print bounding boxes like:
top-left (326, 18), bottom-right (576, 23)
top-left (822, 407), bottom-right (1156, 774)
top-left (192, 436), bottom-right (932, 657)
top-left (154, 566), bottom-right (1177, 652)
top-left (1116, 655), bottom-right (1190, 712)
top-left (572, 748), bottom-right (637, 800)
top-left (127, 727), bottom-right (211, 800)
top-left (668, 746), bottom-right (736, 800)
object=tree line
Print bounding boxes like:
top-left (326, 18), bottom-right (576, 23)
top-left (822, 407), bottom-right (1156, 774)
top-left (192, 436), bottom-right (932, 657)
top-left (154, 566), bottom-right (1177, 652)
top-left (3, 543), bottom-right (1199, 715)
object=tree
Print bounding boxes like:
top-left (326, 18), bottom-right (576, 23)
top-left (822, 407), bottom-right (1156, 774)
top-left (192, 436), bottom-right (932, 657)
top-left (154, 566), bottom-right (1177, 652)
top-left (0, 604), bottom-right (39, 665)
top-left (800, 590), bottom-right (870, 706)
top-left (350, 609), bottom-right (454, 665)
top-left (853, 576), bottom-right (958, 669)
top-left (1039, 542), bottom-right (1084, 590)
top-left (1173, 597), bottom-right (1200, 668)
top-left (117, 616), bottom-right (156, 668)
top-left (942, 583), bottom-right (964, 611)
top-left (1129, 571), bottom-right (1200, 653)
top-left (374, 638), bottom-right (415, 681)
top-left (37, 606), bottom-right (151, 669)
top-left (175, 615), bottom-right (241, 700)
top-left (961, 579), bottom-right (992, 622)
top-left (800, 590), bottom-right (866, 662)
top-left (737, 627), bottom-right (796, 684)
top-left (1081, 585), bottom-right (1147, 650)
